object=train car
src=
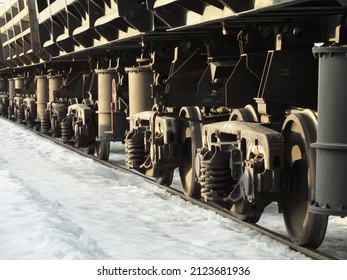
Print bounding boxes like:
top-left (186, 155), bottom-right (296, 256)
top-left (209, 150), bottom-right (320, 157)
top-left (1, 0), bottom-right (347, 248)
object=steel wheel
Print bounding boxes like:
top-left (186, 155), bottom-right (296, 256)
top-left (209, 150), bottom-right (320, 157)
top-left (178, 107), bottom-right (203, 197)
top-left (96, 140), bottom-right (110, 160)
top-left (229, 105), bottom-right (258, 122)
top-left (281, 111), bottom-right (328, 248)
top-left (229, 105), bottom-right (260, 223)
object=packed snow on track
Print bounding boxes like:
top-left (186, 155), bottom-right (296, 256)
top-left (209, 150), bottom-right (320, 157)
top-left (0, 118), bottom-right (342, 260)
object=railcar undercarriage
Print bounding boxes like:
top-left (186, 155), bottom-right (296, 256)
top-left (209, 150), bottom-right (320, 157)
top-left (1, 0), bottom-right (347, 248)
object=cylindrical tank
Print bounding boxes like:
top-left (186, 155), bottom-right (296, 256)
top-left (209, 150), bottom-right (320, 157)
top-left (95, 68), bottom-right (117, 140)
top-left (8, 78), bottom-right (15, 107)
top-left (125, 65), bottom-right (154, 118)
top-left (14, 76), bottom-right (25, 92)
top-left (311, 46), bottom-right (347, 216)
top-left (47, 74), bottom-right (63, 102)
top-left (36, 75), bottom-right (49, 120)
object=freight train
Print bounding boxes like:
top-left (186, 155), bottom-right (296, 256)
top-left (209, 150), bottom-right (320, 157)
top-left (1, 0), bottom-right (347, 248)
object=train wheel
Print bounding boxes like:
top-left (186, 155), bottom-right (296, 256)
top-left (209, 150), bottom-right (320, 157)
top-left (96, 140), bottom-right (110, 160)
top-left (229, 104), bottom-right (258, 122)
top-left (178, 107), bottom-right (203, 197)
top-left (281, 111), bottom-right (328, 248)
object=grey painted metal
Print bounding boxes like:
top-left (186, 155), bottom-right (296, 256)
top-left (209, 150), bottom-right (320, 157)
top-left (35, 75), bottom-right (49, 120)
top-left (311, 46), bottom-right (347, 216)
top-left (125, 65), bottom-right (154, 122)
top-left (95, 68), bottom-right (117, 140)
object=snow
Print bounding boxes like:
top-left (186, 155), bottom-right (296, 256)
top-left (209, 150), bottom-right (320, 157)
top-left (0, 118), bottom-right (345, 260)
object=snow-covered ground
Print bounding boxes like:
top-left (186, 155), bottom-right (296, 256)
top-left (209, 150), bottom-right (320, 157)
top-left (0, 118), bottom-right (346, 260)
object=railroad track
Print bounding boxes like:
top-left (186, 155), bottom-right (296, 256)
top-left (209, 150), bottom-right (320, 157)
top-left (1, 117), bottom-right (337, 260)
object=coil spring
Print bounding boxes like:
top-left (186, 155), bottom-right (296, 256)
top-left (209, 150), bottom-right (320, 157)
top-left (199, 151), bottom-right (233, 202)
top-left (8, 105), bottom-right (13, 119)
top-left (125, 136), bottom-right (146, 168)
top-left (61, 117), bottom-right (74, 143)
top-left (17, 106), bottom-right (24, 123)
top-left (40, 112), bottom-right (51, 134)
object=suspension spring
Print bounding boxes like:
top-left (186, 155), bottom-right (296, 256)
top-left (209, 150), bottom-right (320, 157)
top-left (0, 103), bottom-right (4, 117)
top-left (199, 150), bottom-right (233, 202)
top-left (61, 117), bottom-right (74, 143)
top-left (8, 105), bottom-right (13, 119)
top-left (40, 112), bottom-right (51, 134)
top-left (17, 105), bottom-right (24, 123)
top-left (125, 134), bottom-right (146, 168)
